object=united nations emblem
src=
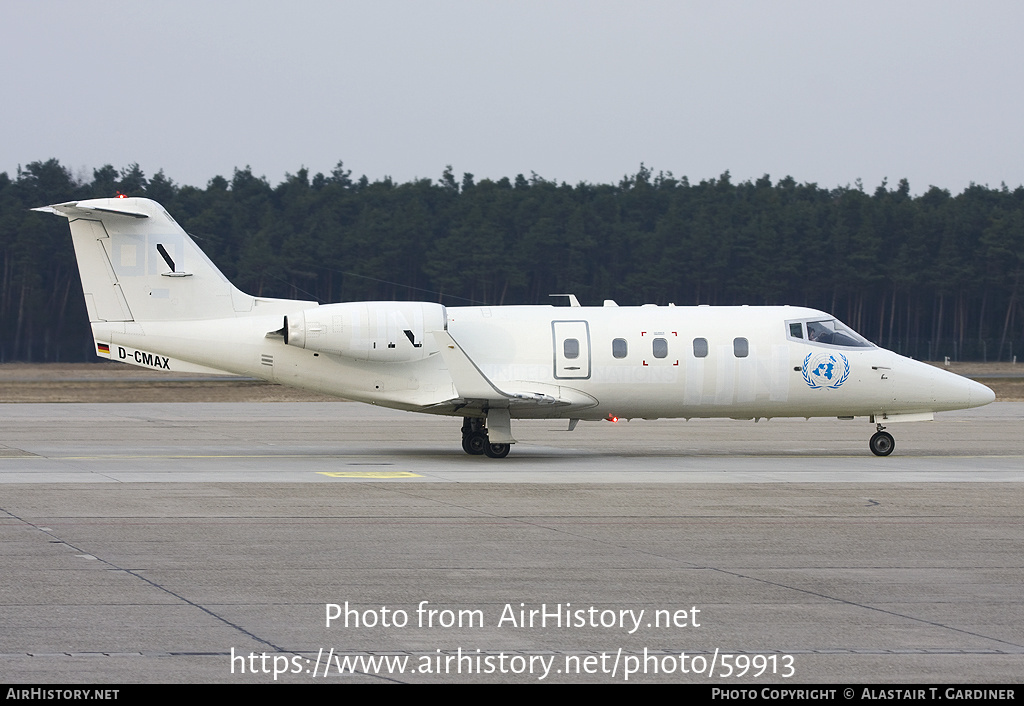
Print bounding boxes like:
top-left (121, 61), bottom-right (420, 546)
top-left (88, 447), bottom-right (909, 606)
top-left (802, 352), bottom-right (850, 389)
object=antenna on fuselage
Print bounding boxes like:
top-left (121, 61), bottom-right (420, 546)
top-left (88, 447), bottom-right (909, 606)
top-left (549, 294), bottom-right (581, 307)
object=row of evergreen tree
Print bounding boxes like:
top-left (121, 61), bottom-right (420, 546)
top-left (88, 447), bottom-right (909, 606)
top-left (1, 158), bottom-right (1021, 362)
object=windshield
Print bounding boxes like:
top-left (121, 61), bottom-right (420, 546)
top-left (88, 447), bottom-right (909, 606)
top-left (787, 318), bottom-right (874, 348)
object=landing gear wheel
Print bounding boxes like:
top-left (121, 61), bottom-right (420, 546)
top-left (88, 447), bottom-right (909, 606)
top-left (870, 431), bottom-right (895, 456)
top-left (460, 417), bottom-right (510, 458)
top-left (463, 431), bottom-right (488, 455)
top-left (484, 442), bottom-right (511, 459)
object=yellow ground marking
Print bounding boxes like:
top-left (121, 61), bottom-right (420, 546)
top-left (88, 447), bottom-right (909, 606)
top-left (318, 471), bottom-right (423, 478)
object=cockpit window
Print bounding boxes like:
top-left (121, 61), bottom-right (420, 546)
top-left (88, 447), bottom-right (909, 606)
top-left (787, 317), bottom-right (873, 348)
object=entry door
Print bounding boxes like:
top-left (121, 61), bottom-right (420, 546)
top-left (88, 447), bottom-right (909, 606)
top-left (552, 320), bottom-right (591, 379)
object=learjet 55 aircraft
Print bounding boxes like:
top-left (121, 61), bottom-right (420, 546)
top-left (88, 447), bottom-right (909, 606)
top-left (38, 197), bottom-right (995, 458)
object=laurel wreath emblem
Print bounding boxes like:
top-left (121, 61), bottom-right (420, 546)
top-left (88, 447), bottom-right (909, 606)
top-left (802, 352), bottom-right (850, 389)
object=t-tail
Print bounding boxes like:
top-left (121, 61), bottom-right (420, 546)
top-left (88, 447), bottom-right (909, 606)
top-left (35, 197), bottom-right (313, 374)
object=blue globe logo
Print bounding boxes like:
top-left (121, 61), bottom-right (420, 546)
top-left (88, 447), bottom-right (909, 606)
top-left (802, 352), bottom-right (850, 389)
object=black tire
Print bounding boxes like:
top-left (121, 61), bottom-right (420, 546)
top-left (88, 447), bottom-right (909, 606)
top-left (869, 431), bottom-right (895, 456)
top-left (463, 431), bottom-right (488, 455)
top-left (483, 442), bottom-right (511, 459)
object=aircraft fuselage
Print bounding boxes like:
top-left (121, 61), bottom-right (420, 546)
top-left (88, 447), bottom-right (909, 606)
top-left (93, 303), bottom-right (989, 423)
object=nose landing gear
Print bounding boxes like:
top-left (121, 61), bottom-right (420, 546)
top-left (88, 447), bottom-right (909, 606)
top-left (869, 423), bottom-right (895, 456)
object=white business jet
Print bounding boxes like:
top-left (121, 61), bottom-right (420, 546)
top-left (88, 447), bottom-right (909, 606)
top-left (37, 197), bottom-right (995, 458)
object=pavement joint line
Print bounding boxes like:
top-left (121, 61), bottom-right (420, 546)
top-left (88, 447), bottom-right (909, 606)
top-left (0, 502), bottom-right (290, 657)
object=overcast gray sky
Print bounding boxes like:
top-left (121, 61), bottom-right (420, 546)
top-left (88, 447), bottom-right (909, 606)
top-left (4, 1), bottom-right (1023, 194)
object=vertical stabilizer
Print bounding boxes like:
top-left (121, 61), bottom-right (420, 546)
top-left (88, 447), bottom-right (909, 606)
top-left (36, 197), bottom-right (249, 322)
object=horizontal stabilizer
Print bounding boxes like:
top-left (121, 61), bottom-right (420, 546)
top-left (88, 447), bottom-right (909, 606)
top-left (34, 202), bottom-right (149, 219)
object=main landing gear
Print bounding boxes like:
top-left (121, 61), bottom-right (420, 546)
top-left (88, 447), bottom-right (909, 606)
top-left (461, 417), bottom-right (511, 458)
top-left (869, 423), bottom-right (895, 456)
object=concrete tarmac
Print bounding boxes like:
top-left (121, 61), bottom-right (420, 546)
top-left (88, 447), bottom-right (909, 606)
top-left (1, 402), bottom-right (1022, 683)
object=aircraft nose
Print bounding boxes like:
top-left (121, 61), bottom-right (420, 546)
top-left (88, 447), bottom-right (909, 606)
top-left (927, 365), bottom-right (996, 410)
top-left (969, 378), bottom-right (996, 407)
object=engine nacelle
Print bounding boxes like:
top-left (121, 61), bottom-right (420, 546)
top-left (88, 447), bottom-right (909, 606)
top-left (284, 301), bottom-right (445, 362)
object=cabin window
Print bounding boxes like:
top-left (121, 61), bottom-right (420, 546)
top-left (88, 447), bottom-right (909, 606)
top-left (612, 338), bottom-right (628, 358)
top-left (789, 322), bottom-right (803, 339)
top-left (733, 337), bottom-right (749, 358)
top-left (652, 337), bottom-right (668, 358)
top-left (564, 338), bottom-right (580, 359)
top-left (692, 337), bottom-right (708, 358)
